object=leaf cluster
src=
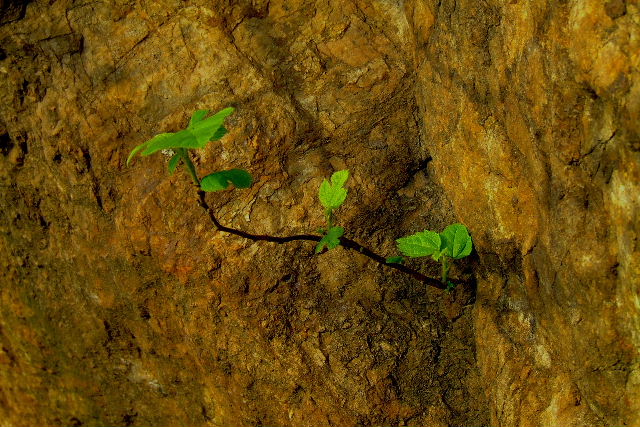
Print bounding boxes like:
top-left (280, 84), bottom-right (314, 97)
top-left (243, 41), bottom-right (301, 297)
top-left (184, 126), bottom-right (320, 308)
top-left (127, 107), bottom-right (252, 192)
top-left (396, 224), bottom-right (472, 261)
top-left (127, 108), bottom-right (234, 166)
top-left (316, 170), bottom-right (349, 253)
top-left (394, 224), bottom-right (473, 287)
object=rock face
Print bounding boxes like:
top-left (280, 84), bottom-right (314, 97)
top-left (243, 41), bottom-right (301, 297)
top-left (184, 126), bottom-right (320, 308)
top-left (0, 1), bottom-right (638, 426)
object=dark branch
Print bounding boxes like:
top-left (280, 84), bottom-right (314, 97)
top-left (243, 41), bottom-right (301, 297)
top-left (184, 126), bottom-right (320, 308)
top-left (338, 236), bottom-right (447, 289)
top-left (197, 190), bottom-right (448, 290)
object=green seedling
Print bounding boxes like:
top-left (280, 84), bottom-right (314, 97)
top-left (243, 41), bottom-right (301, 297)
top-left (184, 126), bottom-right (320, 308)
top-left (316, 170), bottom-right (349, 253)
top-left (395, 223), bottom-right (472, 286)
top-left (128, 107), bottom-right (471, 292)
top-left (319, 170), bottom-right (349, 227)
top-left (127, 107), bottom-right (252, 191)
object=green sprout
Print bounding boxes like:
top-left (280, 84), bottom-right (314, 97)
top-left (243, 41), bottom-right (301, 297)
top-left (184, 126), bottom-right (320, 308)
top-left (127, 107), bottom-right (252, 192)
top-left (128, 107), bottom-right (472, 292)
top-left (316, 170), bottom-right (349, 253)
top-left (394, 223), bottom-right (473, 287)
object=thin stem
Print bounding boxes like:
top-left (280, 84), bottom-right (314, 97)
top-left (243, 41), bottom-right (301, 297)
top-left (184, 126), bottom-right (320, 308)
top-left (197, 190), bottom-right (449, 290)
top-left (181, 149), bottom-right (200, 186)
top-left (441, 256), bottom-right (450, 284)
top-left (197, 190), bottom-right (320, 243)
top-left (338, 235), bottom-right (447, 290)
top-left (325, 208), bottom-right (334, 229)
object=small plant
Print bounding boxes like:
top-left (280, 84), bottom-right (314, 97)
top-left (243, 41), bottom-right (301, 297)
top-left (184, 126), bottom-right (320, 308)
top-left (127, 107), bottom-right (252, 191)
top-left (127, 107), bottom-right (473, 292)
top-left (316, 170), bottom-right (349, 253)
top-left (394, 224), bottom-right (473, 289)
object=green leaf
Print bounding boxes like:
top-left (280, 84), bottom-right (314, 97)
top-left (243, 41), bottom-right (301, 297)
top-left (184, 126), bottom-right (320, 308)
top-left (315, 226), bottom-right (344, 254)
top-left (200, 168), bottom-right (253, 192)
top-left (189, 107), bottom-right (235, 147)
top-left (386, 256), bottom-right (405, 264)
top-left (331, 169), bottom-right (349, 188)
top-left (128, 107), bottom-right (234, 163)
top-left (211, 125), bottom-right (228, 141)
top-left (439, 223), bottom-right (472, 259)
top-left (168, 153), bottom-right (182, 175)
top-left (397, 230), bottom-right (441, 258)
top-left (319, 169), bottom-right (349, 210)
top-left (141, 129), bottom-right (200, 155)
top-left (126, 140), bottom-right (150, 166)
top-left (189, 109), bottom-right (209, 127)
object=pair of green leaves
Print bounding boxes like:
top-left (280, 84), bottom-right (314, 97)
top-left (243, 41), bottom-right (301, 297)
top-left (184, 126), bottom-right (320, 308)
top-left (316, 170), bottom-right (349, 253)
top-left (127, 107), bottom-right (234, 166)
top-left (396, 224), bottom-right (473, 261)
top-left (315, 226), bottom-right (344, 253)
top-left (127, 107), bottom-right (253, 193)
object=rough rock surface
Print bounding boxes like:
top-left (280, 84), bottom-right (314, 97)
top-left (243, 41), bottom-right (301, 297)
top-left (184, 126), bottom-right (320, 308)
top-left (0, 1), bottom-right (638, 426)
